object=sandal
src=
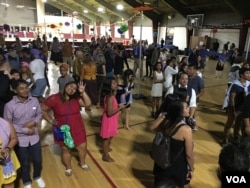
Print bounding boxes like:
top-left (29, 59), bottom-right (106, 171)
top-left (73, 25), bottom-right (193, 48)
top-left (79, 163), bottom-right (90, 171)
top-left (102, 155), bottom-right (115, 162)
top-left (65, 169), bottom-right (72, 176)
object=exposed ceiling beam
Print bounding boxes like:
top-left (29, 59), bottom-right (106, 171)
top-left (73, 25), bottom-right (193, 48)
top-left (184, 2), bottom-right (224, 9)
top-left (55, 0), bottom-right (97, 22)
top-left (47, 1), bottom-right (90, 22)
top-left (162, 0), bottom-right (196, 17)
top-left (123, 0), bottom-right (160, 21)
top-left (95, 0), bottom-right (130, 20)
top-left (224, 0), bottom-right (240, 15)
top-left (73, 0), bottom-right (110, 21)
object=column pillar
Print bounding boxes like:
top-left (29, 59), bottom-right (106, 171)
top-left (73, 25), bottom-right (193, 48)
top-left (36, 0), bottom-right (45, 24)
top-left (110, 22), bottom-right (115, 38)
top-left (96, 22), bottom-right (101, 37)
top-left (152, 19), bottom-right (158, 44)
top-left (239, 22), bottom-right (249, 55)
top-left (85, 23), bottom-right (89, 35)
top-left (128, 21), bottom-right (133, 39)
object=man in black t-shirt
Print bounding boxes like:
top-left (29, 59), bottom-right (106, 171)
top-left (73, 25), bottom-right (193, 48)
top-left (223, 68), bottom-right (250, 145)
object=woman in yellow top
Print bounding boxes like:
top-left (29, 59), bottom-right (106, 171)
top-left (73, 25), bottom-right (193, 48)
top-left (72, 50), bottom-right (83, 82)
top-left (0, 117), bottom-right (20, 188)
top-left (80, 53), bottom-right (98, 110)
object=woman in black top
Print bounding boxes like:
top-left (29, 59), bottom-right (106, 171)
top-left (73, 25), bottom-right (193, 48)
top-left (152, 98), bottom-right (194, 188)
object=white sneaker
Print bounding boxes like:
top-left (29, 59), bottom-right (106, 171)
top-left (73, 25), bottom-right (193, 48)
top-left (34, 177), bottom-right (46, 188)
top-left (24, 184), bottom-right (32, 188)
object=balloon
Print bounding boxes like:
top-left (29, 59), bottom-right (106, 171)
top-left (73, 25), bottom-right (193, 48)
top-left (117, 28), bottom-right (123, 34)
top-left (50, 24), bottom-right (56, 29)
top-left (76, 24), bottom-right (82, 30)
top-left (59, 22), bottom-right (63, 26)
top-left (65, 22), bottom-right (70, 26)
top-left (120, 24), bottom-right (128, 32)
top-left (212, 28), bottom-right (218, 33)
top-left (47, 25), bottom-right (50, 27)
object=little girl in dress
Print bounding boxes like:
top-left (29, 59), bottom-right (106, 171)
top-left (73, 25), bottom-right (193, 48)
top-left (100, 77), bottom-right (127, 162)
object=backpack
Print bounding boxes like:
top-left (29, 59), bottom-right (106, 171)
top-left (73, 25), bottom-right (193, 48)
top-left (150, 124), bottom-right (185, 169)
top-left (222, 80), bottom-right (250, 109)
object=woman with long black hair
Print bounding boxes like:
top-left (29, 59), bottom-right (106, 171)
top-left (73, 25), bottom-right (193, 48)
top-left (152, 96), bottom-right (194, 188)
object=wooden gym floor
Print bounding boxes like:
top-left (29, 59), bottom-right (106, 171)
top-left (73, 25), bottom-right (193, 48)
top-left (20, 58), bottom-right (230, 188)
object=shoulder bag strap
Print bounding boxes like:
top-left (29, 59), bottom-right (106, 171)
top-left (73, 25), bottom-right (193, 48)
top-left (169, 123), bottom-right (186, 137)
top-left (66, 101), bottom-right (70, 124)
top-left (169, 123), bottom-right (186, 164)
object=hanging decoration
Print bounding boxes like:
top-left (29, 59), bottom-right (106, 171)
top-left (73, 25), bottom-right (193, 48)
top-left (3, 24), bottom-right (10, 31)
top-left (117, 28), bottom-right (123, 34)
top-left (50, 24), bottom-right (56, 29)
top-left (76, 24), bottom-right (82, 30)
top-left (212, 28), bottom-right (218, 33)
top-left (120, 24), bottom-right (128, 32)
top-left (59, 22), bottom-right (63, 26)
top-left (65, 22), bottom-right (70, 26)
top-left (47, 24), bottom-right (50, 27)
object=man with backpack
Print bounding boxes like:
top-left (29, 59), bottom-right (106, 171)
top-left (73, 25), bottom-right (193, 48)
top-left (223, 68), bottom-right (250, 146)
top-left (227, 56), bottom-right (245, 88)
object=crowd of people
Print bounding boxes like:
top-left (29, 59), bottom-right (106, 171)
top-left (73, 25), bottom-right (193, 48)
top-left (0, 34), bottom-right (249, 188)
top-left (0, 35), bottom-right (138, 187)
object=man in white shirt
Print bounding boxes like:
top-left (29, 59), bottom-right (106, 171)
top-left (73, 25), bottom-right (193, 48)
top-left (167, 72), bottom-right (196, 115)
top-left (163, 58), bottom-right (178, 94)
top-left (167, 72), bottom-right (197, 130)
top-left (29, 49), bottom-right (46, 97)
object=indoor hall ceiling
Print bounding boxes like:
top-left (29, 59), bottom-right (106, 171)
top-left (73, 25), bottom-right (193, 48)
top-left (46, 0), bottom-right (174, 22)
top-left (46, 0), bottom-right (250, 23)
top-left (164, 0), bottom-right (250, 19)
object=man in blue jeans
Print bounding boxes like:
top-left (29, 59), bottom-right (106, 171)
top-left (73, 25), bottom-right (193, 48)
top-left (4, 79), bottom-right (45, 188)
top-left (29, 49), bottom-right (47, 98)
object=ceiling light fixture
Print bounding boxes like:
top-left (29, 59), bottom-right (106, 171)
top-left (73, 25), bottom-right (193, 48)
top-left (83, 10), bottom-right (88, 13)
top-left (1, 3), bottom-right (9, 7)
top-left (72, 11), bottom-right (78, 15)
top-left (16, 5), bottom-right (25, 8)
top-left (42, 0), bottom-right (47, 2)
top-left (116, 4), bottom-right (124, 10)
top-left (16, 0), bottom-right (25, 8)
top-left (168, 14), bottom-right (175, 20)
top-left (97, 7), bottom-right (104, 12)
top-left (27, 7), bottom-right (36, 10)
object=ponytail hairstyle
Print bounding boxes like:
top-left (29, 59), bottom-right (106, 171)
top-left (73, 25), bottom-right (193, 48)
top-left (123, 69), bottom-right (134, 87)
